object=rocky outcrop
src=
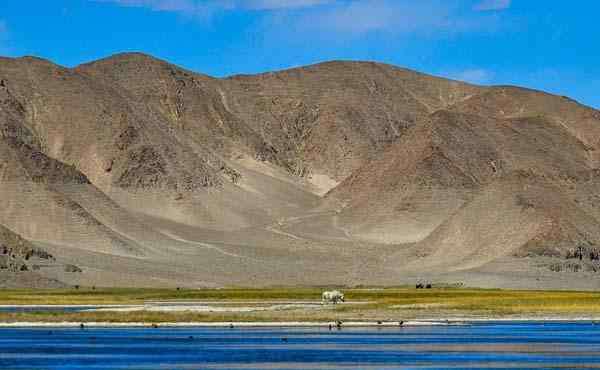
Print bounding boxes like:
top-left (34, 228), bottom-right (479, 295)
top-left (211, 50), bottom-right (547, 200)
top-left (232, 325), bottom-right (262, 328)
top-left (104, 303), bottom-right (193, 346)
top-left (0, 224), bottom-right (54, 272)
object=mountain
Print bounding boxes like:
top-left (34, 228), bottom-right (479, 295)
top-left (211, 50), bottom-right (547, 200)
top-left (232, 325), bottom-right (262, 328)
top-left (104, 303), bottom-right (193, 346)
top-left (1, 52), bottom-right (599, 289)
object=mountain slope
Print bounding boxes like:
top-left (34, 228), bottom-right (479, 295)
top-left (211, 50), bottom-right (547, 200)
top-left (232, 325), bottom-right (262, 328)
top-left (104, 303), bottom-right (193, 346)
top-left (1, 53), bottom-right (599, 288)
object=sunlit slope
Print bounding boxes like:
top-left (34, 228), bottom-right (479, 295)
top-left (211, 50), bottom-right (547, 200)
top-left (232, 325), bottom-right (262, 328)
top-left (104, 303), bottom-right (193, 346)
top-left (0, 53), bottom-right (599, 287)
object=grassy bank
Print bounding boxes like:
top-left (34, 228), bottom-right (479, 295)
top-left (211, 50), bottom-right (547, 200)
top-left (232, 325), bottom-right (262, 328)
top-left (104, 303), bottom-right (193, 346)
top-left (1, 287), bottom-right (600, 322)
top-left (0, 311), bottom-right (334, 323)
top-left (0, 288), bottom-right (324, 305)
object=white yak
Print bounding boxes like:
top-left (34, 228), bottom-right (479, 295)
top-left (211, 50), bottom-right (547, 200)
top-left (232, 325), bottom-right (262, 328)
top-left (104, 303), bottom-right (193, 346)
top-left (322, 290), bottom-right (345, 304)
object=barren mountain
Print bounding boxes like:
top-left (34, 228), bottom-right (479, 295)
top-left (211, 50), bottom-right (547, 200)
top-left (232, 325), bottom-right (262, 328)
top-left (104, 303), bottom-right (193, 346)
top-left (1, 52), bottom-right (599, 289)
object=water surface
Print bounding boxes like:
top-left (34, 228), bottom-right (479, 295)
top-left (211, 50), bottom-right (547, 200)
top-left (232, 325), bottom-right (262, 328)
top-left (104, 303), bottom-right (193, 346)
top-left (0, 322), bottom-right (599, 369)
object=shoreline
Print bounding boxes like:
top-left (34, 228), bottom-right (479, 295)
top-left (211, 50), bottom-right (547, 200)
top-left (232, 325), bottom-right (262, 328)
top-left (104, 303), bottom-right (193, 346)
top-left (0, 320), bottom-right (434, 328)
top-left (0, 318), bottom-right (599, 328)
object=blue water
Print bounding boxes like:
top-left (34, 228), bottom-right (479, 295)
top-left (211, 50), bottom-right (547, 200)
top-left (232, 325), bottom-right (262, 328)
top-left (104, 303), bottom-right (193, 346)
top-left (0, 306), bottom-right (106, 313)
top-left (1, 322), bottom-right (599, 369)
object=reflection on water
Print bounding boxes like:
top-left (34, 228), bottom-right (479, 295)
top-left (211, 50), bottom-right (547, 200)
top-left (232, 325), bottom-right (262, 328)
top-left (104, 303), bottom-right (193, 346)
top-left (1, 322), bottom-right (600, 369)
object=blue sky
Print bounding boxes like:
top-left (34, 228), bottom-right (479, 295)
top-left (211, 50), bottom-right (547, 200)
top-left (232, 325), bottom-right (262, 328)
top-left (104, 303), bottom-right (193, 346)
top-left (1, 0), bottom-right (598, 108)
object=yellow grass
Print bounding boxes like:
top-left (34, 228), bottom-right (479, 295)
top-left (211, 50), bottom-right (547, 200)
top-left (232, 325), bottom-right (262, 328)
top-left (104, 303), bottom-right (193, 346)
top-left (1, 287), bottom-right (600, 322)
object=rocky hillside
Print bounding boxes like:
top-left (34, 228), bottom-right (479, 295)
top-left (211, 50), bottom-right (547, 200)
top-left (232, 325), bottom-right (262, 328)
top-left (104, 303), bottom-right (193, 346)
top-left (0, 224), bottom-right (53, 272)
top-left (1, 53), bottom-right (599, 288)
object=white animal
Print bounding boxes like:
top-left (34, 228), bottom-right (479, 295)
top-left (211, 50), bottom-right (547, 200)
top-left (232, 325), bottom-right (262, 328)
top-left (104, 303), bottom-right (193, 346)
top-left (322, 290), bottom-right (345, 304)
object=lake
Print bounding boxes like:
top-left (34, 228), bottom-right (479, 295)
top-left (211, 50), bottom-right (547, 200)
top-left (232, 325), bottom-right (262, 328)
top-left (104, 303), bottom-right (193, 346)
top-left (0, 322), bottom-right (599, 369)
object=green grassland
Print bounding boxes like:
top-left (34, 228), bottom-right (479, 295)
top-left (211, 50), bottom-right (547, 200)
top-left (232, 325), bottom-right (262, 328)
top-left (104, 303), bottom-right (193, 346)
top-left (1, 287), bottom-right (600, 323)
top-left (0, 287), bottom-right (324, 305)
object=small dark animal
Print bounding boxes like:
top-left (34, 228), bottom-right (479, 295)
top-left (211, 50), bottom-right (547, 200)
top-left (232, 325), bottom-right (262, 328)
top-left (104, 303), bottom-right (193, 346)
top-left (79, 323), bottom-right (85, 329)
top-left (425, 283), bottom-right (432, 289)
top-left (416, 283), bottom-right (424, 289)
top-left (398, 320), bottom-right (404, 327)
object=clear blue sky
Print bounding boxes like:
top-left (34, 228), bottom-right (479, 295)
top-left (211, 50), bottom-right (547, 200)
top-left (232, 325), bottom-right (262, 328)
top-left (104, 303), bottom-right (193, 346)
top-left (1, 0), bottom-right (598, 109)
